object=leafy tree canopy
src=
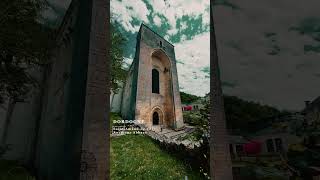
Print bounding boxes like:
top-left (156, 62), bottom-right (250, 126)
top-left (110, 22), bottom-right (127, 93)
top-left (180, 91), bottom-right (201, 104)
top-left (0, 0), bottom-right (53, 103)
top-left (224, 95), bottom-right (291, 134)
top-left (181, 92), bottom-right (290, 134)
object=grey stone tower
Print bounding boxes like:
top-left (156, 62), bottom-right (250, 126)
top-left (121, 24), bottom-right (184, 130)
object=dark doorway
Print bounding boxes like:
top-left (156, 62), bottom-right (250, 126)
top-left (266, 139), bottom-right (275, 152)
top-left (275, 138), bottom-right (283, 152)
top-left (152, 69), bottom-right (159, 93)
top-left (153, 112), bottom-right (159, 125)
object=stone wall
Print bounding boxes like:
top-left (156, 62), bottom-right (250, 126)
top-left (253, 133), bottom-right (301, 153)
top-left (1, 0), bottom-right (109, 179)
top-left (35, 1), bottom-right (77, 178)
top-left (305, 105), bottom-right (320, 125)
top-left (79, 0), bottom-right (109, 178)
top-left (0, 66), bottom-right (44, 164)
top-left (121, 32), bottom-right (141, 120)
top-left (121, 65), bottom-right (135, 119)
top-left (0, 2), bottom-right (76, 176)
top-left (0, 1), bottom-right (76, 175)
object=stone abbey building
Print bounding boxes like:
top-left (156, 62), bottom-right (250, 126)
top-left (112, 24), bottom-right (184, 130)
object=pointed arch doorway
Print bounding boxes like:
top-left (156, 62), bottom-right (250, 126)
top-left (150, 107), bottom-right (164, 127)
top-left (153, 112), bottom-right (159, 125)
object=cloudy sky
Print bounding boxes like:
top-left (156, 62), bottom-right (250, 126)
top-left (110, 0), bottom-right (210, 98)
top-left (43, 0), bottom-right (210, 98)
top-left (213, 0), bottom-right (320, 111)
top-left (45, 0), bottom-right (320, 111)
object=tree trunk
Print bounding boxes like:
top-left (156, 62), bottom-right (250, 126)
top-left (29, 65), bottom-right (49, 170)
top-left (1, 98), bottom-right (16, 146)
top-left (210, 2), bottom-right (233, 180)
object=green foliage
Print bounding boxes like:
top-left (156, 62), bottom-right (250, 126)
top-left (181, 97), bottom-right (210, 143)
top-left (223, 95), bottom-right (284, 134)
top-left (182, 93), bottom-right (290, 136)
top-left (0, 160), bottom-right (35, 180)
top-left (110, 22), bottom-right (127, 93)
top-left (182, 111), bottom-right (207, 142)
top-left (0, 64), bottom-right (36, 101)
top-left (111, 135), bottom-right (204, 180)
top-left (180, 91), bottom-right (201, 104)
top-left (286, 148), bottom-right (320, 178)
top-left (183, 111), bottom-right (202, 125)
top-left (0, 0), bottom-right (52, 64)
top-left (0, 0), bottom-right (53, 102)
top-left (110, 112), bottom-right (122, 129)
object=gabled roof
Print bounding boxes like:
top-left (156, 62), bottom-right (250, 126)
top-left (138, 23), bottom-right (174, 47)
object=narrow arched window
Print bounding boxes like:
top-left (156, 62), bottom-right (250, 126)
top-left (152, 69), bottom-right (159, 93)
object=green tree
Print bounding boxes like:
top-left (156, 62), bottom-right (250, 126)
top-left (0, 0), bottom-right (52, 145)
top-left (223, 95), bottom-right (283, 134)
top-left (110, 22), bottom-right (127, 93)
top-left (180, 91), bottom-right (201, 104)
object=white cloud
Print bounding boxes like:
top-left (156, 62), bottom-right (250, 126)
top-left (122, 57), bottom-right (133, 70)
top-left (180, 21), bottom-right (188, 31)
top-left (149, 0), bottom-right (210, 37)
top-left (111, 0), bottom-right (209, 36)
top-left (180, 34), bottom-right (187, 41)
top-left (111, 0), bottom-right (150, 33)
top-left (153, 14), bottom-right (162, 26)
top-left (175, 32), bottom-right (210, 97)
top-left (111, 0), bottom-right (210, 97)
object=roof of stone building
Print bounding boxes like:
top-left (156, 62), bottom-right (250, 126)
top-left (228, 135), bottom-right (248, 144)
top-left (303, 96), bottom-right (320, 112)
top-left (138, 23), bottom-right (174, 47)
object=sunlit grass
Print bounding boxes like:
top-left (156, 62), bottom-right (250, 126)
top-left (110, 134), bottom-right (204, 180)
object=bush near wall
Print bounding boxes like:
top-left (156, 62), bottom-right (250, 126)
top-left (0, 160), bottom-right (35, 180)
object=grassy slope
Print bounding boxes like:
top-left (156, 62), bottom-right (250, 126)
top-left (111, 134), bottom-right (204, 180)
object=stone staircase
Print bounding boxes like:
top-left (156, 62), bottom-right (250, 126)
top-left (144, 125), bottom-right (203, 149)
top-left (111, 123), bottom-right (204, 149)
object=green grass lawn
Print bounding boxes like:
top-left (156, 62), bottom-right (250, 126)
top-left (111, 134), bottom-right (205, 180)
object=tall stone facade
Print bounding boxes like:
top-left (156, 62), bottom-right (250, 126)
top-left (0, 0), bottom-right (109, 179)
top-left (211, 4), bottom-right (233, 180)
top-left (121, 24), bottom-right (184, 130)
